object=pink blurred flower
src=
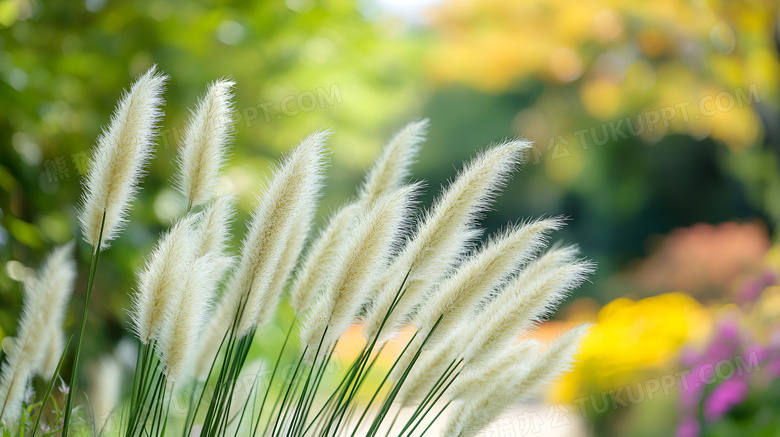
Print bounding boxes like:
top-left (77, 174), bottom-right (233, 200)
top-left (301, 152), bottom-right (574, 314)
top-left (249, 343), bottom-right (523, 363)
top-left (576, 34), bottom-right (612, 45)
top-left (703, 378), bottom-right (749, 422)
top-left (675, 417), bottom-right (700, 437)
top-left (738, 269), bottom-right (777, 303)
top-left (738, 278), bottom-right (763, 302)
top-left (679, 320), bottom-right (744, 408)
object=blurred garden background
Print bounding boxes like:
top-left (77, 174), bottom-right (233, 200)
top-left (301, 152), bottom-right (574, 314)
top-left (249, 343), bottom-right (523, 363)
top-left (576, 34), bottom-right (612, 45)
top-left (1, 0), bottom-right (780, 435)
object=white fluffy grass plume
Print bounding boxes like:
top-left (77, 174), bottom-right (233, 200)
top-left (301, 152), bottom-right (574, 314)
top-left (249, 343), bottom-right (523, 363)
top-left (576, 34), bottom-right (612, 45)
top-left (130, 214), bottom-right (199, 344)
top-left (299, 183), bottom-right (420, 349)
top-left (395, 244), bottom-right (592, 407)
top-left (290, 120), bottom-right (428, 315)
top-left (447, 339), bottom-right (541, 400)
top-left (220, 130), bottom-right (328, 337)
top-left (288, 202), bottom-right (360, 314)
top-left (36, 328), bottom-right (65, 381)
top-left (157, 255), bottom-right (219, 381)
top-left (258, 168), bottom-right (321, 326)
top-left (0, 244), bottom-right (76, 422)
top-left (412, 217), bottom-right (565, 340)
top-left (79, 66), bottom-right (167, 249)
top-left (444, 324), bottom-right (591, 437)
top-left (363, 140), bottom-right (531, 337)
top-left (193, 193), bottom-right (236, 265)
top-left (176, 79), bottom-right (235, 207)
top-left (461, 245), bottom-right (594, 366)
top-left (193, 296), bottom-right (234, 380)
top-left (358, 119), bottom-right (427, 204)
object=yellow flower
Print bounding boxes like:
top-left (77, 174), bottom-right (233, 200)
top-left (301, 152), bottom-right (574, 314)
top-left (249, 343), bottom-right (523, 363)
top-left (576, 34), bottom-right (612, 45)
top-left (551, 292), bottom-right (711, 402)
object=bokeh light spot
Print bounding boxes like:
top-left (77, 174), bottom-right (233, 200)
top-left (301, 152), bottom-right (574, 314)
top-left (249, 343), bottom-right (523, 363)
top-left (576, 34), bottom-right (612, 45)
top-left (580, 79), bottom-right (621, 119)
top-left (216, 20), bottom-right (245, 45)
top-left (710, 22), bottom-right (736, 55)
top-left (549, 47), bottom-right (582, 82)
top-left (592, 9), bottom-right (623, 42)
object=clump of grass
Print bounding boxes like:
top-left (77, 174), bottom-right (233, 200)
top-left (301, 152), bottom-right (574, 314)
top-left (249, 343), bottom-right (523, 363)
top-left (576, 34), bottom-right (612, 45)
top-left (0, 69), bottom-right (594, 437)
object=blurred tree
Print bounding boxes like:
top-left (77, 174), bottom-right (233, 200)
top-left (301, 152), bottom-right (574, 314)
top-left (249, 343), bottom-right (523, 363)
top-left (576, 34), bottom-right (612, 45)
top-left (412, 0), bottom-right (779, 300)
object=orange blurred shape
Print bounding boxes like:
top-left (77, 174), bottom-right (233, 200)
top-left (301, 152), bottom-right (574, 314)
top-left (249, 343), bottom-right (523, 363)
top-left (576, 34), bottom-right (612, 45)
top-left (526, 298), bottom-right (599, 343)
top-left (333, 324), bottom-right (416, 368)
top-left (549, 47), bottom-right (583, 82)
top-left (636, 28), bottom-right (671, 57)
top-left (635, 222), bottom-right (770, 295)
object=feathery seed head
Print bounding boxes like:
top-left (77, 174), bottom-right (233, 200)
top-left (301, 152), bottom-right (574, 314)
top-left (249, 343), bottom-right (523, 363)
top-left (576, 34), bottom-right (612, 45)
top-left (131, 213), bottom-right (199, 344)
top-left (31, 243), bottom-right (76, 369)
top-left (176, 79), bottom-right (236, 207)
top-left (444, 325), bottom-right (589, 437)
top-left (448, 339), bottom-right (540, 401)
top-left (396, 335), bottom-right (460, 406)
top-left (193, 293), bottom-right (235, 380)
top-left (158, 254), bottom-right (219, 381)
top-left (293, 120), bottom-right (427, 317)
top-left (299, 183), bottom-right (421, 350)
top-left (194, 193), bottom-right (236, 259)
top-left (0, 244), bottom-right (76, 422)
top-left (516, 323), bottom-right (591, 390)
top-left (358, 119), bottom-right (428, 204)
top-left (413, 216), bottom-right (566, 339)
top-left (59, 102), bottom-right (594, 434)
top-left (363, 140), bottom-right (532, 337)
top-left (37, 328), bottom-right (65, 381)
top-left (259, 167), bottom-right (323, 326)
top-left (461, 245), bottom-right (594, 365)
top-left (222, 130), bottom-right (328, 337)
top-left (79, 66), bottom-right (167, 249)
top-left (288, 202), bottom-right (361, 314)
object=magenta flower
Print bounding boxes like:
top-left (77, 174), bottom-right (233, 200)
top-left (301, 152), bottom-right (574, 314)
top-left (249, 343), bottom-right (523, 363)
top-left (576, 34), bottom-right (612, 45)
top-left (738, 277), bottom-right (763, 302)
top-left (675, 417), bottom-right (700, 437)
top-left (703, 378), bottom-right (749, 421)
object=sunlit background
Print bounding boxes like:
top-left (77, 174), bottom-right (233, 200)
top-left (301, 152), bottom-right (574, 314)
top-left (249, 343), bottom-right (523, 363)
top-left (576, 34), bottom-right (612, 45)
top-left (1, 0), bottom-right (779, 435)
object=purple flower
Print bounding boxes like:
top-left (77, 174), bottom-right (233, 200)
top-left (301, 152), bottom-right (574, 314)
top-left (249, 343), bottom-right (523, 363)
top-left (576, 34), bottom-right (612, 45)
top-left (702, 319), bottom-right (742, 363)
top-left (680, 365), bottom-right (706, 408)
top-left (703, 378), bottom-right (749, 422)
top-left (676, 417), bottom-right (700, 437)
top-left (760, 269), bottom-right (777, 286)
top-left (680, 347), bottom-right (702, 367)
top-left (743, 343), bottom-right (769, 364)
top-left (767, 357), bottom-right (780, 379)
top-left (770, 327), bottom-right (780, 350)
top-left (738, 278), bottom-right (762, 302)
